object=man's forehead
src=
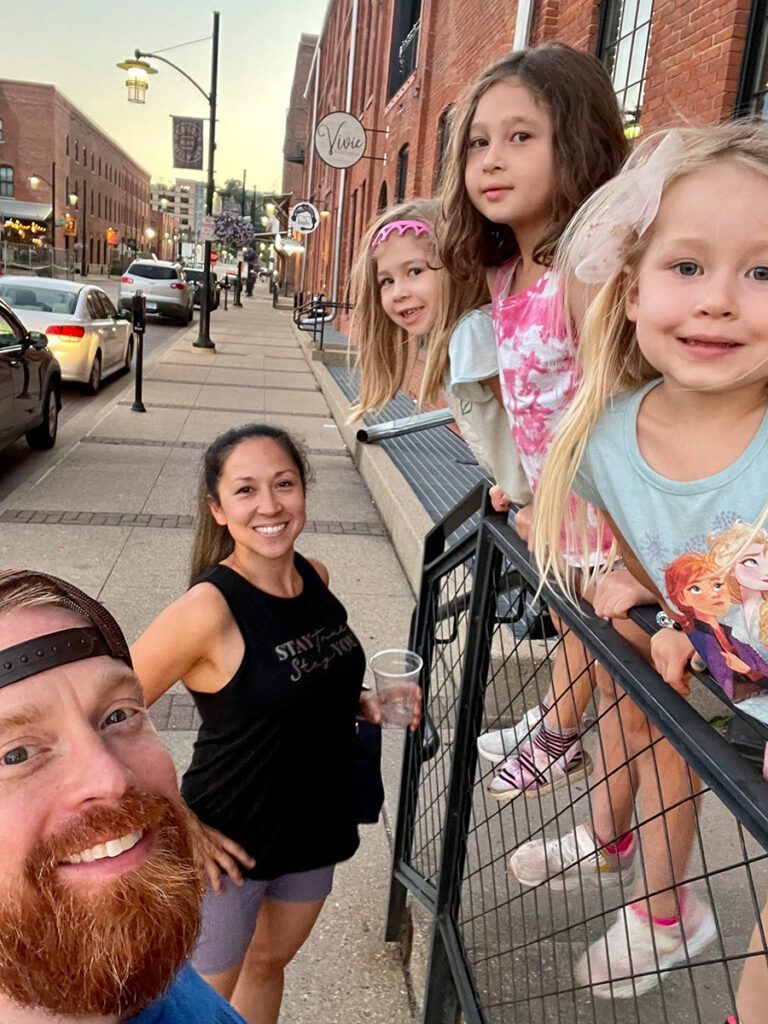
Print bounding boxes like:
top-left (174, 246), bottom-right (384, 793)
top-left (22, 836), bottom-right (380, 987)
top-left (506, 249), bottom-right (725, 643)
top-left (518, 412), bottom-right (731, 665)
top-left (0, 604), bottom-right (88, 647)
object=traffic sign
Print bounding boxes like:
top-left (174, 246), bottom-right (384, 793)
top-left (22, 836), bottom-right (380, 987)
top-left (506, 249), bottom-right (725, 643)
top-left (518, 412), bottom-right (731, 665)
top-left (210, 251), bottom-right (219, 264)
top-left (200, 216), bottom-right (217, 242)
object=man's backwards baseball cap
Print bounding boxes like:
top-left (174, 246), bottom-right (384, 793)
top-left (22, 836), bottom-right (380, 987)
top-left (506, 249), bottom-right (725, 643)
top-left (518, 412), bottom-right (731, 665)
top-left (0, 571), bottom-right (132, 691)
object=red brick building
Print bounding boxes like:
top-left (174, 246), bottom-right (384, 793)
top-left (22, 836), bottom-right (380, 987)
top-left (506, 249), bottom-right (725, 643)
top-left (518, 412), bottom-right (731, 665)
top-left (291, 0), bottom-right (768, 320)
top-left (0, 79), bottom-right (151, 273)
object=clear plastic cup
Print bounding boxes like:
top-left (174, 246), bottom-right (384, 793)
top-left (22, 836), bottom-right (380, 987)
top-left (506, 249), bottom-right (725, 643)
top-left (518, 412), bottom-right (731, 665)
top-left (369, 648), bottom-right (423, 728)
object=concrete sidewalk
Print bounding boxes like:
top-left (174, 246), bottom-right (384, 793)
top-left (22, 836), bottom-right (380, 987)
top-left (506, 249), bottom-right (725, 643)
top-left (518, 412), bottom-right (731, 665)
top-left (0, 291), bottom-right (418, 1023)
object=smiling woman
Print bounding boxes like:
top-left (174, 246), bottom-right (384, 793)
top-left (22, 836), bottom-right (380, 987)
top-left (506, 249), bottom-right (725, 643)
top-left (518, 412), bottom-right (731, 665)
top-left (129, 422), bottom-right (404, 1024)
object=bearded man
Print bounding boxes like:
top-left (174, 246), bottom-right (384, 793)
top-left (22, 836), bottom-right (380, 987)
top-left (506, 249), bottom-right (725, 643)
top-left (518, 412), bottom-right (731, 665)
top-left (0, 569), bottom-right (247, 1023)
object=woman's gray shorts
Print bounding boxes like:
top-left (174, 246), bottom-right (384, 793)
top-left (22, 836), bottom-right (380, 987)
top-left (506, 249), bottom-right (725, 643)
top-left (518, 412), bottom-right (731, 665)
top-left (190, 865), bottom-right (335, 976)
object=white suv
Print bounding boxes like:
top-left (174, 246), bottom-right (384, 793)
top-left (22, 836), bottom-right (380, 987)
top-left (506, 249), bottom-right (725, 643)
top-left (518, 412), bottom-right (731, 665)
top-left (118, 261), bottom-right (194, 325)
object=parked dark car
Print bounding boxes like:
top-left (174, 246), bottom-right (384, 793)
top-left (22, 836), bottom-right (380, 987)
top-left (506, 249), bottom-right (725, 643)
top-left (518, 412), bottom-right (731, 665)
top-left (0, 299), bottom-right (62, 451)
top-left (184, 269), bottom-right (221, 310)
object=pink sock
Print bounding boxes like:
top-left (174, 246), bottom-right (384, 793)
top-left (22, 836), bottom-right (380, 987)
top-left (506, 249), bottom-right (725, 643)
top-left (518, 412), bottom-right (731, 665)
top-left (596, 830), bottom-right (634, 856)
top-left (631, 889), bottom-right (687, 927)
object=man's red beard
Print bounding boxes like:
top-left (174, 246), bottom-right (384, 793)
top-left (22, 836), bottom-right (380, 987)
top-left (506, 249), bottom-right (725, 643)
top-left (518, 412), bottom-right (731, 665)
top-left (0, 791), bottom-right (203, 1018)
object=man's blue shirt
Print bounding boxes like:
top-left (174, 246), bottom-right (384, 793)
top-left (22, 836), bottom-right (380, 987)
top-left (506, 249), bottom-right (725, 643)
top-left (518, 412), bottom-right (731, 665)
top-left (130, 965), bottom-right (246, 1023)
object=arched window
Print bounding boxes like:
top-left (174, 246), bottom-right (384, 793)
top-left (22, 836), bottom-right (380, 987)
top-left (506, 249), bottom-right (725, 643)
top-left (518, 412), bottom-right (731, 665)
top-left (377, 180), bottom-right (388, 213)
top-left (74, 140), bottom-right (79, 163)
top-left (395, 144), bottom-right (409, 204)
top-left (433, 105), bottom-right (455, 191)
top-left (597, 0), bottom-right (654, 132)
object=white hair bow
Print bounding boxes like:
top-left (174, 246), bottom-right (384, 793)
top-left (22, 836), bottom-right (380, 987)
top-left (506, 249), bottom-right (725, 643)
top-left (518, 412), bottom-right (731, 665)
top-left (572, 131), bottom-right (686, 285)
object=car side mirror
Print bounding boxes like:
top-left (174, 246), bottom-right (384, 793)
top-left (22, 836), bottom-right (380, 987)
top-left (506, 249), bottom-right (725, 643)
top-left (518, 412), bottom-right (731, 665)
top-left (26, 331), bottom-right (49, 349)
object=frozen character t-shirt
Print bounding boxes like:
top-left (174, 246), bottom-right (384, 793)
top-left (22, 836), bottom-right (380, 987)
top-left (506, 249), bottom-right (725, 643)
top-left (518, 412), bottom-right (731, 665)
top-left (573, 379), bottom-right (768, 708)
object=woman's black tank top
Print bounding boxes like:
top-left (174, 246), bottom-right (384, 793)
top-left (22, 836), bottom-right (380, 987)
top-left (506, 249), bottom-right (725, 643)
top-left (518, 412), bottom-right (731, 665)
top-left (180, 555), bottom-right (364, 879)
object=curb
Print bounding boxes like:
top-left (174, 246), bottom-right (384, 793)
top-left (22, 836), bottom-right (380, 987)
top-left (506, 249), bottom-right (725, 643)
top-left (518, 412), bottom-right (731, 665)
top-left (289, 319), bottom-right (431, 597)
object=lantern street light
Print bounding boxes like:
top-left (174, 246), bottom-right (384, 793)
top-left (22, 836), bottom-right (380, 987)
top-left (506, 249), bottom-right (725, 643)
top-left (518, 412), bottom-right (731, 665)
top-left (117, 11), bottom-right (219, 350)
top-left (28, 164), bottom-right (57, 250)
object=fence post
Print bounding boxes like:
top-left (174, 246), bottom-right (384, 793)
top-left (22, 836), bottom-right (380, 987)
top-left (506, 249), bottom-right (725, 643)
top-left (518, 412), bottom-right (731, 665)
top-left (422, 516), bottom-right (503, 1024)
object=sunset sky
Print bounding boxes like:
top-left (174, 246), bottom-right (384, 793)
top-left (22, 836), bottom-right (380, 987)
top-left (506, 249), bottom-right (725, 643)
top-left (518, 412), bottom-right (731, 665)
top-left (4, 0), bottom-right (326, 191)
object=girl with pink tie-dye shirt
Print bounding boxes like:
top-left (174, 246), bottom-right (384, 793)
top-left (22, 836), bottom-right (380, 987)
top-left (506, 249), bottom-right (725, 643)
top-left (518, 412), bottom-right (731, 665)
top-left (437, 43), bottom-right (654, 804)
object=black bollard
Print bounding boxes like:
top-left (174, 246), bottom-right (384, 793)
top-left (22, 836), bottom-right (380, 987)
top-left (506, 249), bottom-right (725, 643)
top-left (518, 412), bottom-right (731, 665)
top-left (233, 265), bottom-right (243, 307)
top-left (131, 292), bottom-right (146, 413)
top-left (222, 275), bottom-right (229, 311)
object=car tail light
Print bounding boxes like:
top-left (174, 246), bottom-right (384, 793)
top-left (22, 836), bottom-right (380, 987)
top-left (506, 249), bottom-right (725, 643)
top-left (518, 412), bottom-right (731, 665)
top-left (121, 276), bottom-right (134, 284)
top-left (170, 282), bottom-right (185, 290)
top-left (46, 325), bottom-right (86, 339)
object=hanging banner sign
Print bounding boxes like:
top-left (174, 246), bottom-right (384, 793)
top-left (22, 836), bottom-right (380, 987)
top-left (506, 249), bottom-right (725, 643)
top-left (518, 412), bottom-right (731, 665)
top-left (105, 227), bottom-right (119, 246)
top-left (288, 202), bottom-right (319, 234)
top-left (172, 117), bottom-right (204, 170)
top-left (314, 111), bottom-right (367, 169)
top-left (200, 216), bottom-right (217, 242)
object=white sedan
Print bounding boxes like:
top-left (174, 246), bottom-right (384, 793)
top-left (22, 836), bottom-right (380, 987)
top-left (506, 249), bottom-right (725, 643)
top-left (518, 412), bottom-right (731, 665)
top-left (0, 277), bottom-right (133, 393)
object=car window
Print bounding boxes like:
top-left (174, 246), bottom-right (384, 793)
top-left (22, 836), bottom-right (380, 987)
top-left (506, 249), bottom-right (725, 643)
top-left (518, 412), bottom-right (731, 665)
top-left (0, 283), bottom-right (77, 315)
top-left (0, 309), bottom-right (24, 346)
top-left (127, 263), bottom-right (177, 280)
top-left (98, 291), bottom-right (117, 317)
top-left (86, 293), bottom-right (103, 320)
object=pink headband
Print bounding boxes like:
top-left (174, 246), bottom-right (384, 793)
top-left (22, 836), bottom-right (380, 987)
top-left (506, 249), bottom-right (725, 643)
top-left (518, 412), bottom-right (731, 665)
top-left (371, 220), bottom-right (434, 249)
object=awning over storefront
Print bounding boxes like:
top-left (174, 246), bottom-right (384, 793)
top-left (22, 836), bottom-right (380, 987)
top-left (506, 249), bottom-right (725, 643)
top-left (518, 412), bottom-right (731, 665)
top-left (0, 199), bottom-right (53, 221)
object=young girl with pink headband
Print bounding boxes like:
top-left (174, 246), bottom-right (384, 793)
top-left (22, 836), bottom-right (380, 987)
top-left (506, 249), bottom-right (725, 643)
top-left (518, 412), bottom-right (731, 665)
top-left (349, 198), bottom-right (531, 507)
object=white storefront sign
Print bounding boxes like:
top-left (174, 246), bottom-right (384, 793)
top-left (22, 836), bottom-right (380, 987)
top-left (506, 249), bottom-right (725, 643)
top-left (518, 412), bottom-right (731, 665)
top-left (314, 112), bottom-right (367, 169)
top-left (288, 202), bottom-right (320, 235)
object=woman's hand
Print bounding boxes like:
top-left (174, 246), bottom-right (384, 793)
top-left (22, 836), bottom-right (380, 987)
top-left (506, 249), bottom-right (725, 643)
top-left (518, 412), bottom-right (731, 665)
top-left (360, 685), bottom-right (423, 732)
top-left (186, 810), bottom-right (256, 894)
top-left (358, 689), bottom-right (382, 725)
top-left (593, 568), bottom-right (657, 619)
top-left (650, 629), bottom-right (702, 697)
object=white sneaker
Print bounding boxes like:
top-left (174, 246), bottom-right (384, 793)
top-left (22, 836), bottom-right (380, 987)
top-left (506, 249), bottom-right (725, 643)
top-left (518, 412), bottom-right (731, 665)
top-left (577, 889), bottom-right (717, 998)
top-left (477, 705), bottom-right (545, 764)
top-left (509, 823), bottom-right (635, 892)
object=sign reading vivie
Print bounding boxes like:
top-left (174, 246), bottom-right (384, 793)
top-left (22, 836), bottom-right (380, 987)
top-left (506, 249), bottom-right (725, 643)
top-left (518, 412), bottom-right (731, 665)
top-left (314, 112), bottom-right (367, 169)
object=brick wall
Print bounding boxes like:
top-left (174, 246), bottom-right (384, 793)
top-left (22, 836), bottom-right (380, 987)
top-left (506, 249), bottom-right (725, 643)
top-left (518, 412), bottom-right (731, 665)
top-left (288, 0), bottom-right (762, 390)
top-left (0, 79), bottom-right (151, 269)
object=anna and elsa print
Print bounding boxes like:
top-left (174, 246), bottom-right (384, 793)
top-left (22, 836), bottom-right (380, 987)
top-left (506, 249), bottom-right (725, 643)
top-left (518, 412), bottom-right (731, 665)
top-left (664, 522), bottom-right (768, 716)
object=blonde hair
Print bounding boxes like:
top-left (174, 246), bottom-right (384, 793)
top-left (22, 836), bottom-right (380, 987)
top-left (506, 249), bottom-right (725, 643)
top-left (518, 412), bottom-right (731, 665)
top-left (348, 199), bottom-right (488, 417)
top-left (709, 522), bottom-right (768, 649)
top-left (534, 121), bottom-right (768, 596)
top-left (439, 43), bottom-right (628, 281)
top-left (349, 199), bottom-right (438, 420)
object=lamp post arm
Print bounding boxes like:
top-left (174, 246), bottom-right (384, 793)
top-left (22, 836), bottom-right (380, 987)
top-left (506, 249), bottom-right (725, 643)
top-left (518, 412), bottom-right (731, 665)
top-left (135, 50), bottom-right (210, 103)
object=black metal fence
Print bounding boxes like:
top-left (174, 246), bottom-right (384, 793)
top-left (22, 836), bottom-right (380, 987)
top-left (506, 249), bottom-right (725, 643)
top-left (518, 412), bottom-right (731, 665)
top-left (387, 484), bottom-right (768, 1024)
top-left (293, 293), bottom-right (354, 349)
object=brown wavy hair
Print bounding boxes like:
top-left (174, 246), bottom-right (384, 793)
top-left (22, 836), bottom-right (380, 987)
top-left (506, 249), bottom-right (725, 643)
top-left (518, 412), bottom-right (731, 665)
top-left (190, 424), bottom-right (311, 582)
top-left (439, 42), bottom-right (629, 280)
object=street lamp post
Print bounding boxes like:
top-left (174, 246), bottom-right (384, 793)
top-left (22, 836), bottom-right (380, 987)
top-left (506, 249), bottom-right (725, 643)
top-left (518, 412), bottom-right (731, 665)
top-left (117, 10), bottom-right (219, 351)
top-left (28, 162), bottom-right (56, 258)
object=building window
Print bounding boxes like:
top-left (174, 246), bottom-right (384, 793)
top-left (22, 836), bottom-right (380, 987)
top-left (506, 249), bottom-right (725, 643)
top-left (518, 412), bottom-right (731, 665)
top-left (387, 0), bottom-right (421, 99)
top-left (433, 105), bottom-right (455, 191)
top-left (98, 157), bottom-right (102, 176)
top-left (0, 119), bottom-right (3, 143)
top-left (395, 144), bottom-right (409, 203)
top-left (83, 146), bottom-right (87, 168)
top-left (74, 140), bottom-right (79, 163)
top-left (597, 0), bottom-right (653, 130)
top-left (0, 166), bottom-right (13, 198)
top-left (91, 153), bottom-right (95, 171)
top-left (65, 133), bottom-right (69, 156)
top-left (377, 180), bottom-right (388, 213)
top-left (736, 0), bottom-right (768, 115)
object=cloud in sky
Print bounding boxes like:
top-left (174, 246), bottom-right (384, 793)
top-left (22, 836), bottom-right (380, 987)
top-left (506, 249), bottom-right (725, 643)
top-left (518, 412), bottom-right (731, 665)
top-left (3, 0), bottom-right (325, 191)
